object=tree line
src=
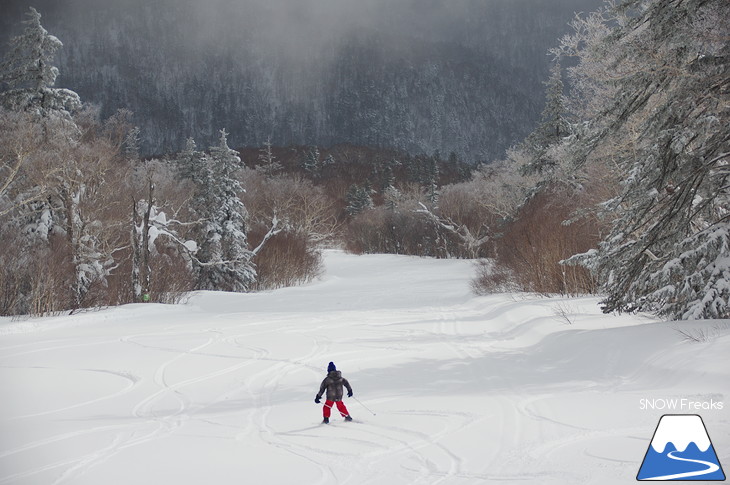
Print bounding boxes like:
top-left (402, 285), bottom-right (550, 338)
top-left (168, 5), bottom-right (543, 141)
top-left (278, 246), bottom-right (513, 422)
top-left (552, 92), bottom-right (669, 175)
top-left (1, 0), bottom-right (728, 320)
top-left (348, 0), bottom-right (730, 320)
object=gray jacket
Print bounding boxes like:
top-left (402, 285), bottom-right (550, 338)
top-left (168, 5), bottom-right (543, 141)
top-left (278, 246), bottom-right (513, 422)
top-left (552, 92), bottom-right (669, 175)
top-left (317, 370), bottom-right (352, 402)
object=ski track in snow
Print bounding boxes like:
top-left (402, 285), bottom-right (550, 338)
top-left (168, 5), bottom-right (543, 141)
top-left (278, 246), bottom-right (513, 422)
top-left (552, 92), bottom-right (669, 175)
top-left (0, 251), bottom-right (727, 485)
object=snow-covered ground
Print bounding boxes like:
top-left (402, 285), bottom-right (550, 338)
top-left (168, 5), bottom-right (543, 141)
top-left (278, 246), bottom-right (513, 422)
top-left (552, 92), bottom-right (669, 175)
top-left (1, 250), bottom-right (728, 484)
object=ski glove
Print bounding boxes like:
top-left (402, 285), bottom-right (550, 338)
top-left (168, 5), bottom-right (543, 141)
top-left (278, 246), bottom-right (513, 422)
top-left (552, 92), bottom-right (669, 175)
top-left (347, 391), bottom-right (353, 398)
top-left (315, 396), bottom-right (321, 404)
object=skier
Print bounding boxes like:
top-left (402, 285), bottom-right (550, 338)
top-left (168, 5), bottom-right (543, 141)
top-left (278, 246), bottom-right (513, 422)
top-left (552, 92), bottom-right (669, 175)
top-left (315, 362), bottom-right (353, 424)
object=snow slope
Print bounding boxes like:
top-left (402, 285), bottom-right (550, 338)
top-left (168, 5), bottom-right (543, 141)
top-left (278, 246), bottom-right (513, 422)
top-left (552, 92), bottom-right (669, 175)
top-left (1, 250), bottom-right (728, 484)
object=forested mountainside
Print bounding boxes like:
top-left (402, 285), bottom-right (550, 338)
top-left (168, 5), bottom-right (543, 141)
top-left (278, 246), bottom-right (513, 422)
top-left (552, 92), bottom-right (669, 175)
top-left (0, 0), bottom-right (602, 160)
top-left (1, 0), bottom-right (726, 319)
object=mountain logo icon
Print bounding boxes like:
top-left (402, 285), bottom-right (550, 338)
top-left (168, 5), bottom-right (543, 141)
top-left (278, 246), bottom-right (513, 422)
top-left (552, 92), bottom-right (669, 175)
top-left (637, 414), bottom-right (726, 481)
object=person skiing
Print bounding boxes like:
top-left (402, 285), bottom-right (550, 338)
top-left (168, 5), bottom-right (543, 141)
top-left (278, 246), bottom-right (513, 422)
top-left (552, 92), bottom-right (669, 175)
top-left (315, 362), bottom-right (353, 424)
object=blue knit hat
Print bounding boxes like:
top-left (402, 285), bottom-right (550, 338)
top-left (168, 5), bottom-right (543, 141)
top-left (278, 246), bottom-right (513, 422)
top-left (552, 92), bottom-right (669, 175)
top-left (328, 362), bottom-right (336, 372)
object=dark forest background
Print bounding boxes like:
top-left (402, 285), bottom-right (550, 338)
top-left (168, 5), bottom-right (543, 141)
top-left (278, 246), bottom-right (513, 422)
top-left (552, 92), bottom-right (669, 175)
top-left (0, 0), bottom-right (602, 160)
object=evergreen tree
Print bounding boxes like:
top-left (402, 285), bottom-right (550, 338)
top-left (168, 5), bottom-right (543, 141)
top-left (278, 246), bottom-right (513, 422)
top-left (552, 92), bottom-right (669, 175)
top-left (203, 130), bottom-right (255, 291)
top-left (383, 185), bottom-right (402, 212)
top-left (560, 0), bottom-right (730, 319)
top-left (423, 156), bottom-right (440, 204)
top-left (0, 7), bottom-right (81, 119)
top-left (302, 147), bottom-right (321, 178)
top-left (536, 61), bottom-right (569, 147)
top-left (255, 138), bottom-right (282, 177)
top-left (345, 184), bottom-right (374, 216)
top-left (522, 61), bottom-right (569, 175)
top-left (178, 131), bottom-right (255, 292)
top-left (124, 126), bottom-right (141, 162)
top-left (374, 158), bottom-right (400, 195)
top-left (176, 138), bottom-right (207, 183)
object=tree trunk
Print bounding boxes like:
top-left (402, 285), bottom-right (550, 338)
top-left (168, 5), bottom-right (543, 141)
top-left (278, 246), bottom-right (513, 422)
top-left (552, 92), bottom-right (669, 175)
top-left (131, 197), bottom-right (142, 302)
top-left (141, 181), bottom-right (154, 300)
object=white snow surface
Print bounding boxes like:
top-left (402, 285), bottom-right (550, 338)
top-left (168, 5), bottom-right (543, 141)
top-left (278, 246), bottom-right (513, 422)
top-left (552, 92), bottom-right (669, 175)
top-left (1, 250), bottom-right (728, 484)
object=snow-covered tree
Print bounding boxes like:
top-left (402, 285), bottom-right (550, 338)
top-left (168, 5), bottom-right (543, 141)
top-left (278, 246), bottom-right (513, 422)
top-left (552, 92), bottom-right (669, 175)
top-left (0, 7), bottom-right (81, 119)
top-left (255, 138), bottom-right (282, 177)
top-left (383, 185), bottom-right (402, 212)
top-left (177, 130), bottom-right (275, 292)
top-left (124, 126), bottom-right (141, 162)
top-left (243, 173), bottom-right (338, 245)
top-left (415, 202), bottom-right (490, 259)
top-left (422, 156), bottom-right (440, 204)
top-left (130, 160), bottom-right (198, 303)
top-left (130, 175), bottom-right (153, 303)
top-left (346, 184), bottom-right (374, 216)
top-left (302, 147), bottom-right (321, 178)
top-left (380, 160), bottom-right (398, 194)
top-left (559, 0), bottom-right (730, 319)
top-left (0, 109), bottom-right (51, 219)
top-left (537, 61), bottom-right (569, 147)
top-left (300, 147), bottom-right (335, 180)
top-left (0, 8), bottom-right (109, 309)
top-left (206, 130), bottom-right (256, 290)
top-left (176, 138), bottom-right (207, 183)
top-left (69, 138), bottom-right (122, 306)
top-left (522, 61), bottom-right (570, 176)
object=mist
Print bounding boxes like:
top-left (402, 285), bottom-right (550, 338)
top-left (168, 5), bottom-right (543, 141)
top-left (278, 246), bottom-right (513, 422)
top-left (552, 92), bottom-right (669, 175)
top-left (1, 0), bottom-right (604, 159)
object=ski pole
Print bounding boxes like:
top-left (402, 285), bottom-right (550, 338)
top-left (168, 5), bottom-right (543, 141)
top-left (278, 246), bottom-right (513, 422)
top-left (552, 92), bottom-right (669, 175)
top-left (352, 396), bottom-right (376, 416)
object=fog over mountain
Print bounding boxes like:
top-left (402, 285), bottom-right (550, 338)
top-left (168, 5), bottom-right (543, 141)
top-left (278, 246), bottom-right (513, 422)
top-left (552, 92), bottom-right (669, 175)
top-left (0, 0), bottom-right (603, 160)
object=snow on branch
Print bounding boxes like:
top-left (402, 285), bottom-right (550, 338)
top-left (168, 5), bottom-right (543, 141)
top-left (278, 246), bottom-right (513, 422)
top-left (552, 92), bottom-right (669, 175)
top-left (416, 202), bottom-right (490, 258)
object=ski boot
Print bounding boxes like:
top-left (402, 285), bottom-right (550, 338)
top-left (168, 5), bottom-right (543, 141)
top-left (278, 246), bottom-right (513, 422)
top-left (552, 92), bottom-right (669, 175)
top-left (322, 417), bottom-right (329, 424)
top-left (344, 416), bottom-right (353, 422)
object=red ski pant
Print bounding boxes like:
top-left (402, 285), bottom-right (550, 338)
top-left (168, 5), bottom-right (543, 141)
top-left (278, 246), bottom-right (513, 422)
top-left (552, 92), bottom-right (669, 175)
top-left (323, 400), bottom-right (350, 418)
